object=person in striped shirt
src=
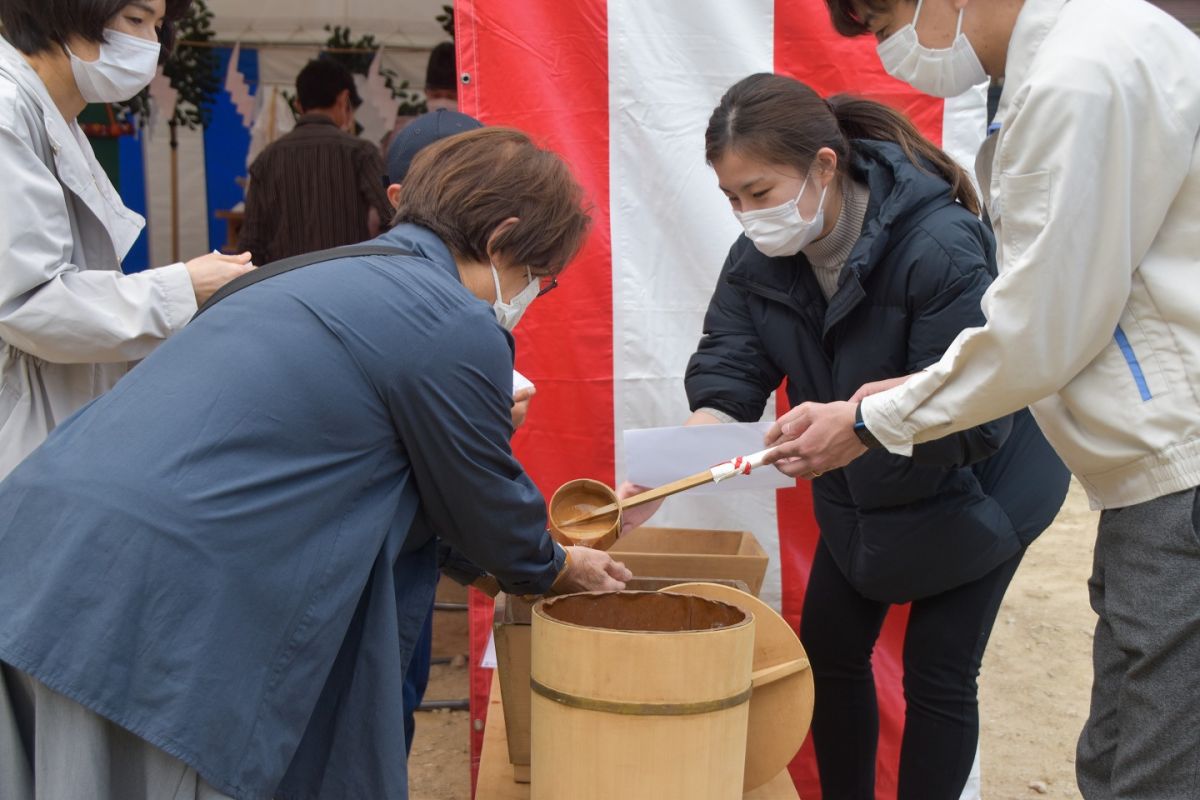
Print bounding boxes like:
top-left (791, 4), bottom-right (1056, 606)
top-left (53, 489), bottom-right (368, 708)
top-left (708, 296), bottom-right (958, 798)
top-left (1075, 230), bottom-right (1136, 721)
top-left (238, 58), bottom-right (393, 267)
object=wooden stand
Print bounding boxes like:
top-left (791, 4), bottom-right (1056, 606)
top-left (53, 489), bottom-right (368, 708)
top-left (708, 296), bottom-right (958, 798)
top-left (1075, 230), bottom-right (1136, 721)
top-left (664, 584), bottom-right (815, 792)
top-left (477, 672), bottom-right (801, 799)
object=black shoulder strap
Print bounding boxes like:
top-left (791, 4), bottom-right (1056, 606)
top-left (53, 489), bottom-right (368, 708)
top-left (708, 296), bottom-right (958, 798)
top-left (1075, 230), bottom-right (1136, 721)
top-left (193, 244), bottom-right (414, 319)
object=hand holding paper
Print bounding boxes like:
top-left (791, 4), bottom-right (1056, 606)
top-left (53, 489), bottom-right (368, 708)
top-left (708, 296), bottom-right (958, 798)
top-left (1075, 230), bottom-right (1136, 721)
top-left (623, 422), bottom-right (796, 494)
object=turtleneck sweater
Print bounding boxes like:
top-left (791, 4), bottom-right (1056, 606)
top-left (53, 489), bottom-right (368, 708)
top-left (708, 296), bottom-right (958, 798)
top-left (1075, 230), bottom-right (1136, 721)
top-left (803, 178), bottom-right (870, 300)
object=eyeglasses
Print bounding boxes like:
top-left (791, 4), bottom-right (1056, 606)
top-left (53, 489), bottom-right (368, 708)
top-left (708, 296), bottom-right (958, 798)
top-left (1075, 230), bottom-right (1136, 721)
top-left (536, 275), bottom-right (559, 297)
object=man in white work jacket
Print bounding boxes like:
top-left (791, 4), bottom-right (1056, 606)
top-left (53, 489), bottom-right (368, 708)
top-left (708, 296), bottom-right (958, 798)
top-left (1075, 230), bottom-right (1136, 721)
top-left (760, 1), bottom-right (1200, 798)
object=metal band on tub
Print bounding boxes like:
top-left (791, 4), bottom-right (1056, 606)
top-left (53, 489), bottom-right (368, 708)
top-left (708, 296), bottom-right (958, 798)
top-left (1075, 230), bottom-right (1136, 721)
top-left (529, 678), bottom-right (752, 716)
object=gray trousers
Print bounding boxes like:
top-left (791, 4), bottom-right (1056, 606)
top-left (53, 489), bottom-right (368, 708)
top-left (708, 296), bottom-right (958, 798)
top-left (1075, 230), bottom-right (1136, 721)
top-left (1076, 486), bottom-right (1200, 799)
top-left (0, 664), bottom-right (234, 800)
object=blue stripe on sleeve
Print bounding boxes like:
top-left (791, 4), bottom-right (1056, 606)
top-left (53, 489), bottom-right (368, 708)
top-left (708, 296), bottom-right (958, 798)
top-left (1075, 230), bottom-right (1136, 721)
top-left (1114, 325), bottom-right (1152, 401)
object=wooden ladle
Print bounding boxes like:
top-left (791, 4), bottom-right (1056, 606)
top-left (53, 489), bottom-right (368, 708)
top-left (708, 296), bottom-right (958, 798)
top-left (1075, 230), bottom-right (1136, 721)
top-left (549, 447), bottom-right (774, 547)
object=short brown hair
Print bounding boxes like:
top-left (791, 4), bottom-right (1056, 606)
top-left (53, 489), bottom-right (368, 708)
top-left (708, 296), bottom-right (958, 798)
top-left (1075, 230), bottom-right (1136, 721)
top-left (393, 127), bottom-right (591, 276)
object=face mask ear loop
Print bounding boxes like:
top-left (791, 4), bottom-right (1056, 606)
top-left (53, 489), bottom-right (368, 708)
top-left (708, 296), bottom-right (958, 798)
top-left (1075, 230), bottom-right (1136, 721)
top-left (955, 6), bottom-right (965, 37)
top-left (490, 263), bottom-right (506, 304)
top-left (913, 0), bottom-right (926, 26)
top-left (797, 169), bottom-right (828, 224)
top-left (805, 180), bottom-right (829, 225)
top-left (793, 172), bottom-right (812, 206)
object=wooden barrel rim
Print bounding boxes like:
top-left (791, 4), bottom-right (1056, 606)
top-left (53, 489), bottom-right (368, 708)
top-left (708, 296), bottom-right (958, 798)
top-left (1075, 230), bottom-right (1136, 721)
top-left (535, 591), bottom-right (752, 634)
top-left (530, 678), bottom-right (752, 717)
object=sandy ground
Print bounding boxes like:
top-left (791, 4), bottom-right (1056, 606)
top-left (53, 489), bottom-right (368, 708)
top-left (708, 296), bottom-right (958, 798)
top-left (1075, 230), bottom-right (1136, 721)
top-left (408, 663), bottom-right (473, 800)
top-left (978, 479), bottom-right (1097, 798)
top-left (407, 480), bottom-right (1099, 799)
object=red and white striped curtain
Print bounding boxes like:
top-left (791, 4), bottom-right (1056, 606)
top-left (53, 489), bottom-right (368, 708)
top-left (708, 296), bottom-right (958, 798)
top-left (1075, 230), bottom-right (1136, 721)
top-left (459, 2), bottom-right (987, 796)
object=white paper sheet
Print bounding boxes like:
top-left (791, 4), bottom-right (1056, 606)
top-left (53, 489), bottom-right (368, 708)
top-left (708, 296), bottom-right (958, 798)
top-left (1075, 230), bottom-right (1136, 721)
top-left (512, 370), bottom-right (535, 394)
top-left (480, 630), bottom-right (497, 670)
top-left (623, 422), bottom-right (795, 494)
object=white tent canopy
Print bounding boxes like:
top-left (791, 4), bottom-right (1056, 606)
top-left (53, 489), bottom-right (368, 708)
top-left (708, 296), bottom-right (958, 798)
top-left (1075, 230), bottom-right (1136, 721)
top-left (204, 0), bottom-right (451, 88)
top-left (206, 0), bottom-right (450, 49)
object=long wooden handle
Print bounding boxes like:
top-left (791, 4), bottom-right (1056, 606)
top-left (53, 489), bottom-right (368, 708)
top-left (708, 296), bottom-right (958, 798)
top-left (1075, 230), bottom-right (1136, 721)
top-left (750, 657), bottom-right (810, 690)
top-left (558, 447), bottom-right (776, 528)
top-left (558, 469), bottom-right (715, 528)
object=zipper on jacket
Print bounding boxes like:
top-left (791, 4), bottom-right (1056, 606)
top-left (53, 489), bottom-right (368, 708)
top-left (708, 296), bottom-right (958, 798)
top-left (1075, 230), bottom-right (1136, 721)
top-left (1113, 325), bottom-right (1152, 402)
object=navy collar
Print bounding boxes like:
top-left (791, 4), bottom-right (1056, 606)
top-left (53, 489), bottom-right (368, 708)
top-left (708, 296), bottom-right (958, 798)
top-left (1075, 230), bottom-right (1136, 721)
top-left (375, 223), bottom-right (462, 284)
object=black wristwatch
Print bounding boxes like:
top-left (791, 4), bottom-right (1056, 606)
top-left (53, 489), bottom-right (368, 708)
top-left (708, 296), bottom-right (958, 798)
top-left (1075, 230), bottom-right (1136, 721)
top-left (853, 403), bottom-right (883, 450)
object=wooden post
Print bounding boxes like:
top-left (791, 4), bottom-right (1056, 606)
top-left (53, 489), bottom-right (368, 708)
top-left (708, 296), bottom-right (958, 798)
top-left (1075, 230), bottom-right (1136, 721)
top-left (169, 118), bottom-right (180, 263)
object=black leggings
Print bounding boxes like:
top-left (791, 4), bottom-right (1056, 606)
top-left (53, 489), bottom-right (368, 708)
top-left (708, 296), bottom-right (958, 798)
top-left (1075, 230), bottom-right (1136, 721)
top-left (800, 538), bottom-right (1023, 800)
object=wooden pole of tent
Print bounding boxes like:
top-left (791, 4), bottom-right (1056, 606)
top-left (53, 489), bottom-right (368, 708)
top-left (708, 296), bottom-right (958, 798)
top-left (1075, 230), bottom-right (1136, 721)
top-left (267, 87), bottom-right (278, 145)
top-left (169, 119), bottom-right (180, 263)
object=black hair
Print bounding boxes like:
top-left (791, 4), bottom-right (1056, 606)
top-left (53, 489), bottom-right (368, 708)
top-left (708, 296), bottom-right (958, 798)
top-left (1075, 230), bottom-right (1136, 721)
top-left (0, 0), bottom-right (192, 61)
top-left (295, 58), bottom-right (359, 113)
top-left (706, 73), bottom-right (980, 216)
top-left (824, 0), bottom-right (897, 37)
top-left (425, 41), bottom-right (457, 92)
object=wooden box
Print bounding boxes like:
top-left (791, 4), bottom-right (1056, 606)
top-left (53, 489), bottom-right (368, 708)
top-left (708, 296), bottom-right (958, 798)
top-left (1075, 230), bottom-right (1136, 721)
top-left (608, 526), bottom-right (769, 597)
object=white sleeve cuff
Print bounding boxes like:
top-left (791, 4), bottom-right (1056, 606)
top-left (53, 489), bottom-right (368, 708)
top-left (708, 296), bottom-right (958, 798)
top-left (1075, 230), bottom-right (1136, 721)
top-left (152, 262), bottom-right (198, 332)
top-left (861, 392), bottom-right (914, 457)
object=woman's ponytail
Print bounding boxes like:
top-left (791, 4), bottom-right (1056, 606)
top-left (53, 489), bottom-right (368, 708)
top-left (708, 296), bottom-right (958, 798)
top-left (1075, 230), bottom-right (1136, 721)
top-left (827, 94), bottom-right (980, 216)
top-left (706, 74), bottom-right (980, 217)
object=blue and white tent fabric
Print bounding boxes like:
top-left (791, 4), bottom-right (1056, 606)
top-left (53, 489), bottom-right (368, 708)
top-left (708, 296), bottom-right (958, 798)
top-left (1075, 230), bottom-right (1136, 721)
top-left (118, 0), bottom-right (449, 271)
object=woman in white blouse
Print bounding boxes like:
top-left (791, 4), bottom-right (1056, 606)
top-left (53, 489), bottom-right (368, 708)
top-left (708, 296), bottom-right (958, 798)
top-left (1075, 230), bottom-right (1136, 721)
top-left (0, 0), bottom-right (252, 477)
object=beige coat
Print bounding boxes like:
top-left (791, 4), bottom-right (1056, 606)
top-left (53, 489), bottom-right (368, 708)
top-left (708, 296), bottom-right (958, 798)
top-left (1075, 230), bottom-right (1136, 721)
top-left (863, 0), bottom-right (1200, 509)
top-left (0, 39), bottom-right (196, 478)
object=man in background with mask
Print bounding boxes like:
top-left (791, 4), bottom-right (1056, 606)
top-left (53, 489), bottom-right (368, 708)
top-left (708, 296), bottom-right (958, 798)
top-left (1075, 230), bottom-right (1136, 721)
top-left (239, 58), bottom-right (393, 266)
top-left (762, 2), bottom-right (1200, 798)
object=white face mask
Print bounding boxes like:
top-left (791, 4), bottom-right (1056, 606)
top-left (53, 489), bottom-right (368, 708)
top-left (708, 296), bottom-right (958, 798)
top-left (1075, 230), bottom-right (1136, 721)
top-left (491, 264), bottom-right (540, 331)
top-left (876, 0), bottom-right (987, 99)
top-left (67, 29), bottom-right (161, 104)
top-left (734, 173), bottom-right (828, 258)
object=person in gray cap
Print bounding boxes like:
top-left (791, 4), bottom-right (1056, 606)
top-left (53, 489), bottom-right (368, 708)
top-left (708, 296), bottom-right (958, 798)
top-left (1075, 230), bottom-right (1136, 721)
top-left (384, 108), bottom-right (542, 755)
top-left (386, 108), bottom-right (484, 196)
top-left (386, 110), bottom-right (541, 432)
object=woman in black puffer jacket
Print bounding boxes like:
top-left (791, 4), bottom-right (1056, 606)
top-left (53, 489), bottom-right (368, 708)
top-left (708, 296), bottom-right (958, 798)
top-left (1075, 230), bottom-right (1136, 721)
top-left (623, 73), bottom-right (1069, 800)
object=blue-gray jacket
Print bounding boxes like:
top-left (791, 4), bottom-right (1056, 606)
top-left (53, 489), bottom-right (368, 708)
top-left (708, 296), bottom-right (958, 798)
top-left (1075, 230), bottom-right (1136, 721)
top-left (0, 224), bottom-right (564, 799)
top-left (687, 141), bottom-right (1070, 603)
